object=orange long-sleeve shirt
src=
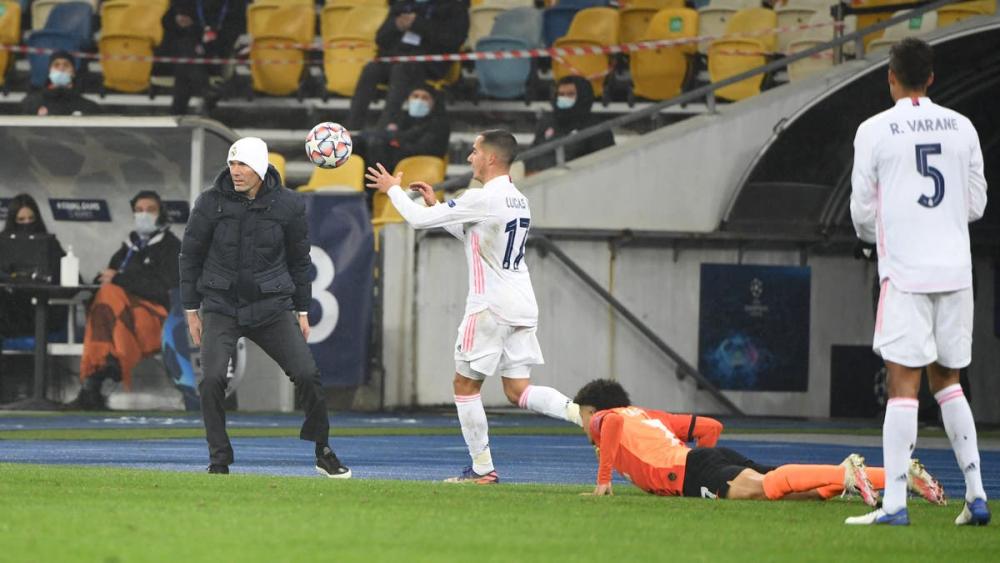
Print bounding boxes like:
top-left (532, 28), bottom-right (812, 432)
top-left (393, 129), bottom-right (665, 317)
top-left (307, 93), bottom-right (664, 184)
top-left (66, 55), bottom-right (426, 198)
top-left (588, 406), bottom-right (724, 496)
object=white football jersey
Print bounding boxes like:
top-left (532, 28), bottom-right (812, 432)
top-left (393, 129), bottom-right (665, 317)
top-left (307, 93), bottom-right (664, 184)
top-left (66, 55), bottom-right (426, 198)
top-left (851, 96), bottom-right (988, 293)
top-left (387, 174), bottom-right (539, 326)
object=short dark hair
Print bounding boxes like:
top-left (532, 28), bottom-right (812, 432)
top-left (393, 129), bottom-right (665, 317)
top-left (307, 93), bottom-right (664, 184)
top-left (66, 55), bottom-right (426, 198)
top-left (479, 129), bottom-right (518, 167)
top-left (889, 37), bottom-right (933, 91)
top-left (574, 379), bottom-right (632, 412)
top-left (130, 190), bottom-right (167, 226)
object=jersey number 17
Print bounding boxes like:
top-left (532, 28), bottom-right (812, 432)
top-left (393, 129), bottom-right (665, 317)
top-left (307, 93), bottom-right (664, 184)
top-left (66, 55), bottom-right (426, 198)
top-left (503, 218), bottom-right (530, 270)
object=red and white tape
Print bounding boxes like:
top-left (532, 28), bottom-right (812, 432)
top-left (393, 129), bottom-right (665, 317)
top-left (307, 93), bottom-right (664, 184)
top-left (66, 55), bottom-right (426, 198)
top-left (0, 20), bottom-right (843, 67)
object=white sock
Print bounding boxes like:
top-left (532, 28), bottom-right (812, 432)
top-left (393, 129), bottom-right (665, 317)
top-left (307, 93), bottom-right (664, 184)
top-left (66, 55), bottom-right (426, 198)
top-left (882, 397), bottom-right (919, 513)
top-left (517, 385), bottom-right (583, 427)
top-left (935, 384), bottom-right (987, 502)
top-left (455, 394), bottom-right (493, 474)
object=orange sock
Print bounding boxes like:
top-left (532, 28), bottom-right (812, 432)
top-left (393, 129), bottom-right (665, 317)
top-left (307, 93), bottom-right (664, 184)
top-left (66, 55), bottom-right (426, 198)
top-left (815, 467), bottom-right (886, 499)
top-left (762, 465), bottom-right (844, 500)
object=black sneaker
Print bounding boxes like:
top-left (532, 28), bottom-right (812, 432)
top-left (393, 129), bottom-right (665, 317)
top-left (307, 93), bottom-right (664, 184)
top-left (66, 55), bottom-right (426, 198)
top-left (62, 386), bottom-right (107, 411)
top-left (315, 448), bottom-right (351, 479)
top-left (207, 464), bottom-right (229, 474)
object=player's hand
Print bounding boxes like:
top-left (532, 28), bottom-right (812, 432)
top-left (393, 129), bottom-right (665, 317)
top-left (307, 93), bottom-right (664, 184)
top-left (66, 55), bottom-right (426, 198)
top-left (186, 311), bottom-right (202, 347)
top-left (409, 181), bottom-right (437, 206)
top-left (98, 268), bottom-right (117, 285)
top-left (298, 314), bottom-right (310, 341)
top-left (581, 483), bottom-right (613, 496)
top-left (365, 163), bottom-right (403, 193)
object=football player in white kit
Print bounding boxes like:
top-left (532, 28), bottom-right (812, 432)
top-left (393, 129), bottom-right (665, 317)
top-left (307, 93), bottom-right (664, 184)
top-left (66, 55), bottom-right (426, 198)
top-left (846, 38), bottom-right (989, 526)
top-left (365, 129), bottom-right (583, 483)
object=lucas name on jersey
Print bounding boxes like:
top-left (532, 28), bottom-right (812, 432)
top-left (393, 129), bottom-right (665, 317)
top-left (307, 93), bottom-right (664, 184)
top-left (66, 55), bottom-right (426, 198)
top-left (888, 117), bottom-right (959, 135)
top-left (505, 197), bottom-right (527, 210)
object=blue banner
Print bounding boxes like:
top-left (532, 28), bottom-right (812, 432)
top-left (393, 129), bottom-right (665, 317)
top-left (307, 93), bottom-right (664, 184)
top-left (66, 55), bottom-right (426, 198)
top-left (698, 264), bottom-right (811, 391)
top-left (304, 192), bottom-right (375, 388)
top-left (49, 198), bottom-right (111, 221)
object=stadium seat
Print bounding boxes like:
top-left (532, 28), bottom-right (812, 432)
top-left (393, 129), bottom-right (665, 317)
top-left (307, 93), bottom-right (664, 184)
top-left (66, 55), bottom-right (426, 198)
top-left (322, 3), bottom-right (387, 42)
top-left (775, 0), bottom-right (823, 52)
top-left (467, 6), bottom-right (508, 51)
top-left (558, 0), bottom-right (611, 7)
top-left (491, 6), bottom-right (544, 47)
top-left (30, 0), bottom-right (77, 30)
top-left (0, 0), bottom-right (21, 88)
top-left (623, 0), bottom-right (686, 8)
top-left (100, 0), bottom-right (164, 46)
top-left (619, 0), bottom-right (686, 45)
top-left (854, 0), bottom-right (912, 49)
top-left (867, 10), bottom-right (937, 53)
top-left (99, 33), bottom-right (154, 93)
top-left (542, 5), bottom-right (579, 46)
top-left (41, 1), bottom-right (93, 43)
top-left (937, 0), bottom-right (995, 28)
top-left (629, 8), bottom-right (698, 102)
top-left (26, 30), bottom-right (81, 87)
top-left (475, 36), bottom-right (534, 99)
top-left (323, 6), bottom-right (387, 97)
top-left (707, 39), bottom-right (767, 101)
top-left (300, 155), bottom-right (366, 192)
top-left (723, 7), bottom-right (778, 52)
top-left (785, 12), bottom-right (855, 80)
top-left (696, 0), bottom-right (742, 54)
top-left (551, 7), bottom-right (619, 98)
top-left (248, 3), bottom-right (315, 96)
top-left (268, 152), bottom-right (287, 185)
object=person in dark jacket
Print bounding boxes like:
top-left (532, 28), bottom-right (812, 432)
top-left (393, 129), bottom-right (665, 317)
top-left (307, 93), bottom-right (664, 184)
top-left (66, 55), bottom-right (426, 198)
top-left (21, 51), bottom-right (101, 116)
top-left (345, 0), bottom-right (468, 129)
top-left (525, 75), bottom-right (615, 173)
top-left (158, 0), bottom-right (247, 115)
top-left (67, 190), bottom-right (181, 410)
top-left (351, 84), bottom-right (451, 176)
top-left (179, 137), bottom-right (351, 478)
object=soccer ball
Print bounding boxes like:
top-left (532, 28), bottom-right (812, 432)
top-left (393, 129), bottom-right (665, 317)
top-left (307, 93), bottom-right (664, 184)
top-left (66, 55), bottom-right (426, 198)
top-left (305, 122), bottom-right (353, 168)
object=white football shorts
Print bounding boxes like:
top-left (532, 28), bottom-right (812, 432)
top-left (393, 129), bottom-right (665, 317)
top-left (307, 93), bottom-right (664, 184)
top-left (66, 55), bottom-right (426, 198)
top-left (454, 309), bottom-right (544, 379)
top-left (872, 280), bottom-right (973, 369)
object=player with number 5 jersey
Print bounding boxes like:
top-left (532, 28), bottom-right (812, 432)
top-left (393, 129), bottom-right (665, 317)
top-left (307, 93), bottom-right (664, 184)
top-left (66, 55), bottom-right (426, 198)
top-left (365, 129), bottom-right (584, 485)
top-left (848, 38), bottom-right (989, 527)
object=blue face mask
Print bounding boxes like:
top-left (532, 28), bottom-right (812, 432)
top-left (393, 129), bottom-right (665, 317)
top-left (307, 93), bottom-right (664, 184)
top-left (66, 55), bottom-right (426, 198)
top-left (556, 96), bottom-right (576, 110)
top-left (408, 99), bottom-right (431, 118)
top-left (49, 70), bottom-right (72, 88)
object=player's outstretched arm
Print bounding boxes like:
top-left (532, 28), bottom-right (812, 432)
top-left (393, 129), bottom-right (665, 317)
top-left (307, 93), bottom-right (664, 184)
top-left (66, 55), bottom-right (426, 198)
top-left (582, 413), bottom-right (624, 497)
top-left (366, 163), bottom-right (489, 230)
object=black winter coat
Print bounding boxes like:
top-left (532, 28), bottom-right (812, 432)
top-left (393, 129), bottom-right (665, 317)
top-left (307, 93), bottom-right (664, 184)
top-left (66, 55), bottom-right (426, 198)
top-left (22, 86), bottom-right (101, 116)
top-left (179, 165), bottom-right (311, 327)
top-left (107, 228), bottom-right (181, 309)
top-left (376, 0), bottom-right (469, 78)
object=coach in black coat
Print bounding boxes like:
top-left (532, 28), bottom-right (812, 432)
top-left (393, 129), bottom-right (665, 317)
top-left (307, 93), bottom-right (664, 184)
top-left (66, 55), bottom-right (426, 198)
top-left (179, 137), bottom-right (350, 477)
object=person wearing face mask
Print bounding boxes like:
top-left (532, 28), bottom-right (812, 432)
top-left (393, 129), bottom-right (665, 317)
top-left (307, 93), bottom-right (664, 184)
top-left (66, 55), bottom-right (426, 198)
top-left (349, 85), bottom-right (451, 184)
top-left (66, 191), bottom-right (181, 410)
top-left (0, 194), bottom-right (69, 342)
top-left (21, 51), bottom-right (101, 117)
top-left (526, 75), bottom-right (615, 173)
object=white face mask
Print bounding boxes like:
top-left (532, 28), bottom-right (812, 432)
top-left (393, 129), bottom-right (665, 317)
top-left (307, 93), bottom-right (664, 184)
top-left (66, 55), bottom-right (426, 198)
top-left (134, 212), bottom-right (158, 235)
top-left (556, 96), bottom-right (576, 110)
top-left (408, 98), bottom-right (431, 118)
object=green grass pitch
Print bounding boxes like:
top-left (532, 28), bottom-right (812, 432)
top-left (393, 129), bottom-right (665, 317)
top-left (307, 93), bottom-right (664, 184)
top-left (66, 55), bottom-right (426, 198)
top-left (1, 463), bottom-right (996, 562)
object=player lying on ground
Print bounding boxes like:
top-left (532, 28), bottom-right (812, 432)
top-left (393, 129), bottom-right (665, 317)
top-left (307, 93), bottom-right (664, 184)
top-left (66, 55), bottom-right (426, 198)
top-left (574, 379), bottom-right (946, 505)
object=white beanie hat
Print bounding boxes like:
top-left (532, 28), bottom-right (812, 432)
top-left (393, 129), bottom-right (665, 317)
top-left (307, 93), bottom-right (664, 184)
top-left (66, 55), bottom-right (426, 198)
top-left (228, 137), bottom-right (269, 180)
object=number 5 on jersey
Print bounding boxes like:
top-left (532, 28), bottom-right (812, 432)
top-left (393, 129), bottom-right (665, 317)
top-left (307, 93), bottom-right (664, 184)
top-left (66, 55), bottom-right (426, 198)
top-left (915, 143), bottom-right (945, 208)
top-left (503, 218), bottom-right (530, 270)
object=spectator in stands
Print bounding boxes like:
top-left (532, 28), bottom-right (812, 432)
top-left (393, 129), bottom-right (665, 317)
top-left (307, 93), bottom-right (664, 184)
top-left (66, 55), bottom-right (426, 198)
top-left (525, 75), bottom-right (615, 173)
top-left (21, 51), bottom-right (101, 116)
top-left (345, 0), bottom-right (469, 130)
top-left (159, 0), bottom-right (247, 115)
top-left (0, 194), bottom-right (67, 340)
top-left (66, 191), bottom-right (181, 410)
top-left (351, 85), bottom-right (451, 177)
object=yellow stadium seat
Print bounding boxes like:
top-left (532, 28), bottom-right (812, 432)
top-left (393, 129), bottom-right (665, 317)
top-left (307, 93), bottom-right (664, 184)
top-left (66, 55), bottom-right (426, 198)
top-left (0, 0), bottom-right (20, 87)
top-left (248, 4), bottom-right (315, 96)
top-left (724, 8), bottom-right (778, 52)
top-left (867, 10), bottom-right (937, 53)
top-left (323, 6), bottom-right (387, 97)
top-left (552, 7), bottom-right (619, 98)
top-left (426, 62), bottom-right (462, 90)
top-left (393, 155), bottom-right (447, 187)
top-left (854, 0), bottom-right (912, 49)
top-left (707, 39), bottom-right (767, 101)
top-left (300, 155), bottom-right (366, 192)
top-left (622, 0), bottom-right (685, 9)
top-left (99, 34), bottom-right (155, 93)
top-left (101, 1), bottom-right (164, 46)
top-left (629, 8), bottom-right (698, 101)
top-left (619, 7), bottom-right (659, 46)
top-left (322, 4), bottom-right (387, 42)
top-left (268, 152), bottom-right (287, 185)
top-left (937, 0), bottom-right (995, 28)
top-left (467, 6), bottom-right (507, 50)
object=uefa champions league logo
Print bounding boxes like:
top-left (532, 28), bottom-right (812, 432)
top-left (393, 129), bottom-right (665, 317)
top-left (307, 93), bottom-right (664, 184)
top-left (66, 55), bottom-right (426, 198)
top-left (744, 278), bottom-right (769, 318)
top-left (750, 278), bottom-right (763, 300)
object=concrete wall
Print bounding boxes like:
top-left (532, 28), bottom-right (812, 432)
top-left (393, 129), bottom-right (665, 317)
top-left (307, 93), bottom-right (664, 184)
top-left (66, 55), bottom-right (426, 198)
top-left (380, 226), bottom-right (999, 422)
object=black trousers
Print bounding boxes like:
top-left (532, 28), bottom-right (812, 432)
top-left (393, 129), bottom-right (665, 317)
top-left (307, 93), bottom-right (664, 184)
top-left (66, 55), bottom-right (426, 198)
top-left (346, 61), bottom-right (428, 129)
top-left (199, 311), bottom-right (329, 465)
